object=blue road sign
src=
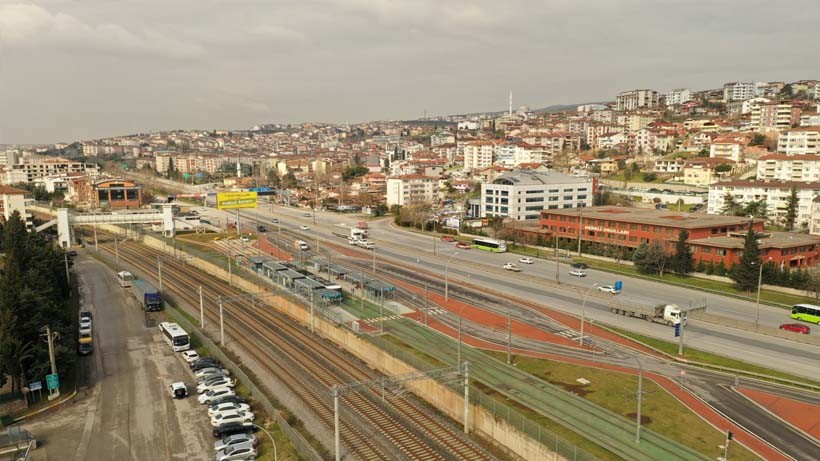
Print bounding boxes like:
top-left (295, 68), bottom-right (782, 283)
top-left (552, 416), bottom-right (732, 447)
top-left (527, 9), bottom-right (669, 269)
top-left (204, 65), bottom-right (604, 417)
top-left (46, 373), bottom-right (59, 391)
top-left (28, 381), bottom-right (42, 392)
top-left (614, 280), bottom-right (623, 291)
top-left (674, 323), bottom-right (681, 337)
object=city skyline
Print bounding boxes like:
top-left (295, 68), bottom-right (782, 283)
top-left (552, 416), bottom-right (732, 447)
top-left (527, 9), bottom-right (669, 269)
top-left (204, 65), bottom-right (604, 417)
top-left (1, 0), bottom-right (819, 144)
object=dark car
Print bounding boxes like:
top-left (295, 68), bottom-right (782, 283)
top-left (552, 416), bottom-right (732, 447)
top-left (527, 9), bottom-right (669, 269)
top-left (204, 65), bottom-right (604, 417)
top-left (200, 219), bottom-right (212, 225)
top-left (779, 323), bottom-right (811, 334)
top-left (78, 343), bottom-right (93, 356)
top-left (571, 262), bottom-right (589, 270)
top-left (209, 394), bottom-right (246, 408)
top-left (257, 225), bottom-right (267, 233)
top-left (212, 421), bottom-right (254, 439)
top-left (68, 250), bottom-right (78, 257)
top-left (192, 358), bottom-right (220, 371)
top-left (79, 311), bottom-right (93, 321)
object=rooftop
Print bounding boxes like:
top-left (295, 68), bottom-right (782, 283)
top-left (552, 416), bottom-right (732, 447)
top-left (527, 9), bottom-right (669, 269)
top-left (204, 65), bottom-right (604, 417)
top-left (542, 206), bottom-right (761, 229)
top-left (0, 186), bottom-right (28, 195)
top-left (689, 232), bottom-right (820, 249)
top-left (492, 170), bottom-right (590, 186)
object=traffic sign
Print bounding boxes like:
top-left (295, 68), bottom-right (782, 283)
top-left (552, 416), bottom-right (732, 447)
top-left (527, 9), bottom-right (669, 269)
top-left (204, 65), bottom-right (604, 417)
top-left (614, 280), bottom-right (623, 291)
top-left (28, 381), bottom-right (42, 392)
top-left (674, 323), bottom-right (681, 337)
top-left (46, 373), bottom-right (59, 391)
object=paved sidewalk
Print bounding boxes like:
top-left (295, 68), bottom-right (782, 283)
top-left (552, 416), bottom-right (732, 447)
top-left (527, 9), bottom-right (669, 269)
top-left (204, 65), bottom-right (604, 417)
top-left (737, 387), bottom-right (820, 440)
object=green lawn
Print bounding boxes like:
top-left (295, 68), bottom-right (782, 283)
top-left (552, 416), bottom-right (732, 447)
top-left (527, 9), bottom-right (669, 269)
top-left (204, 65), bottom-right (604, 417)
top-left (483, 351), bottom-right (762, 461)
top-left (606, 326), bottom-right (820, 387)
top-left (606, 172), bottom-right (667, 184)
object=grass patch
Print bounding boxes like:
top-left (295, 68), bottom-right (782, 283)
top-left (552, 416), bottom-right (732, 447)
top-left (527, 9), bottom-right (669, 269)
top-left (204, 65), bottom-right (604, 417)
top-left (381, 334), bottom-right (449, 369)
top-left (482, 351), bottom-right (762, 461)
top-left (577, 257), bottom-right (810, 307)
top-left (608, 326), bottom-right (820, 386)
top-left (606, 172), bottom-right (667, 184)
top-left (177, 232), bottom-right (232, 243)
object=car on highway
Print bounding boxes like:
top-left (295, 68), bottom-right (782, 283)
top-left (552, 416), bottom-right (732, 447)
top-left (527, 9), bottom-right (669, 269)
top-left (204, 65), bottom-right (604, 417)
top-left (257, 225), bottom-right (267, 233)
top-left (198, 386), bottom-right (236, 405)
top-left (455, 241), bottom-right (471, 249)
top-left (214, 433), bottom-right (258, 452)
top-left (271, 218), bottom-right (279, 224)
top-left (208, 402), bottom-right (251, 418)
top-left (200, 218), bottom-right (212, 225)
top-left (211, 410), bottom-right (254, 427)
top-left (299, 225), bottom-right (310, 230)
top-left (303, 212), bottom-right (312, 217)
top-left (779, 323), bottom-right (811, 334)
top-left (519, 257), bottom-right (534, 264)
top-left (569, 268), bottom-right (587, 277)
top-left (168, 382), bottom-right (188, 399)
top-left (215, 444), bottom-right (258, 461)
top-left (503, 263), bottom-right (522, 272)
top-left (597, 285), bottom-right (620, 294)
top-left (440, 235), bottom-right (455, 242)
top-left (181, 350), bottom-right (199, 364)
top-left (212, 421), bottom-right (254, 439)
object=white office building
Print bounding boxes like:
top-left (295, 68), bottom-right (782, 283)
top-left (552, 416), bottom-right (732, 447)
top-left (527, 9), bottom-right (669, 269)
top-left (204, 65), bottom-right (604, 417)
top-left (615, 89), bottom-right (659, 111)
top-left (481, 170), bottom-right (593, 221)
top-left (664, 89), bottom-right (691, 106)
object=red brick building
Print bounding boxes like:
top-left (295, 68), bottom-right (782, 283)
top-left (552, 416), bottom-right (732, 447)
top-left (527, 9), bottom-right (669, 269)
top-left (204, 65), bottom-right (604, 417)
top-left (689, 231), bottom-right (820, 269)
top-left (93, 179), bottom-right (143, 210)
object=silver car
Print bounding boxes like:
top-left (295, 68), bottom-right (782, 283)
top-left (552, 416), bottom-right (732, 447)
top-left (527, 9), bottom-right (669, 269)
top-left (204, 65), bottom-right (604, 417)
top-left (214, 433), bottom-right (257, 452)
top-left (215, 444), bottom-right (257, 461)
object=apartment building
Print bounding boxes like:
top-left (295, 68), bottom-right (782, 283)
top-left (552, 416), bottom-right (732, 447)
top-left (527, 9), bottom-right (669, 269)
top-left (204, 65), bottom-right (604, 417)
top-left (800, 113), bottom-right (820, 126)
top-left (777, 127), bottom-right (820, 155)
top-left (617, 113), bottom-right (658, 133)
top-left (710, 136), bottom-right (747, 162)
top-left (653, 159), bottom-right (686, 174)
top-left (615, 89), bottom-right (659, 111)
top-left (462, 141), bottom-right (495, 172)
top-left (481, 170), bottom-right (593, 221)
top-left (708, 180), bottom-right (820, 226)
top-left (722, 82), bottom-right (758, 102)
top-left (430, 132), bottom-right (455, 146)
top-left (680, 158), bottom-right (732, 187)
top-left (4, 159), bottom-right (99, 184)
top-left (385, 175), bottom-right (438, 207)
top-left (757, 154), bottom-right (820, 182)
top-left (750, 102), bottom-right (801, 132)
top-left (664, 89), bottom-right (691, 106)
top-left (0, 186), bottom-right (32, 228)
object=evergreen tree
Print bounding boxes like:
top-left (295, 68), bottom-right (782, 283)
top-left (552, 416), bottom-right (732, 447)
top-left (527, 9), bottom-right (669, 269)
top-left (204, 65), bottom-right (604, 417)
top-left (671, 230), bottom-right (694, 275)
top-left (730, 225), bottom-right (761, 291)
top-left (720, 191), bottom-right (742, 216)
top-left (784, 187), bottom-right (799, 231)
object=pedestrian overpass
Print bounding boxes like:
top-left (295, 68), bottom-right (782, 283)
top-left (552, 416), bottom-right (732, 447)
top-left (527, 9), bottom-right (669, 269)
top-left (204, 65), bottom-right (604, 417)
top-left (43, 205), bottom-right (176, 248)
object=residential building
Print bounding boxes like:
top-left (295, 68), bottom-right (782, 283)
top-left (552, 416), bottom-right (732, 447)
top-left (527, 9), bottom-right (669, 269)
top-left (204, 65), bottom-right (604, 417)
top-left (689, 231), bottom-right (820, 269)
top-left (710, 135), bottom-right (747, 162)
top-left (664, 88), bottom-right (691, 106)
top-left (758, 154), bottom-right (820, 182)
top-left (431, 132), bottom-right (455, 146)
top-left (385, 175), bottom-right (437, 207)
top-left (4, 159), bottom-right (99, 184)
top-left (615, 89), bottom-right (659, 111)
top-left (810, 196), bottom-right (820, 235)
top-left (800, 112), bottom-right (820, 126)
top-left (0, 186), bottom-right (32, 228)
top-left (598, 132), bottom-right (629, 150)
top-left (679, 158), bottom-right (733, 187)
top-left (722, 82), bottom-right (758, 102)
top-left (750, 102), bottom-right (801, 132)
top-left (540, 206), bottom-right (761, 253)
top-left (482, 170), bottom-right (593, 221)
top-left (777, 127), bottom-right (820, 155)
top-left (653, 158), bottom-right (686, 174)
top-left (618, 113), bottom-right (658, 133)
top-left (462, 141), bottom-right (495, 172)
top-left (708, 180), bottom-right (820, 227)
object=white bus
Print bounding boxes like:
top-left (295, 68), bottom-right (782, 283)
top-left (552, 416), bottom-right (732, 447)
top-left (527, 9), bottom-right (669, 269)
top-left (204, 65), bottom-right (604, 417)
top-left (159, 322), bottom-right (190, 352)
top-left (117, 271), bottom-right (134, 287)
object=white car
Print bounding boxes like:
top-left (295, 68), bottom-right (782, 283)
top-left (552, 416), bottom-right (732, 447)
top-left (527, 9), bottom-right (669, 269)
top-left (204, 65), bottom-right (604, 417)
top-left (299, 225), bottom-right (310, 230)
top-left (518, 257), bottom-right (534, 264)
top-left (215, 445), bottom-right (258, 461)
top-left (79, 319), bottom-right (92, 335)
top-left (168, 382), bottom-right (188, 399)
top-left (208, 402), bottom-right (251, 418)
top-left (211, 410), bottom-right (254, 427)
top-left (195, 367), bottom-right (229, 379)
top-left (240, 236), bottom-right (250, 242)
top-left (198, 386), bottom-right (235, 404)
top-left (598, 285), bottom-right (621, 294)
top-left (198, 377), bottom-right (236, 394)
top-left (569, 269), bottom-right (587, 277)
top-left (214, 433), bottom-right (258, 452)
top-left (503, 263), bottom-right (522, 272)
top-left (181, 350), bottom-right (199, 364)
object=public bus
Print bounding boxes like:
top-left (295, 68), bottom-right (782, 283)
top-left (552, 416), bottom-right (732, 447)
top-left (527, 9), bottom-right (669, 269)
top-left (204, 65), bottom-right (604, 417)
top-left (471, 238), bottom-right (507, 253)
top-left (117, 271), bottom-right (134, 287)
top-left (791, 304), bottom-right (820, 324)
top-left (159, 322), bottom-right (190, 352)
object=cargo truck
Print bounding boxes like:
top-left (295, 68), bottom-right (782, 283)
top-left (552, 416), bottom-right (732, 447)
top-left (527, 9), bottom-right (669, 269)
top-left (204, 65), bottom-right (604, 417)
top-left (350, 228), bottom-right (365, 240)
top-left (132, 279), bottom-right (163, 312)
top-left (610, 303), bottom-right (684, 326)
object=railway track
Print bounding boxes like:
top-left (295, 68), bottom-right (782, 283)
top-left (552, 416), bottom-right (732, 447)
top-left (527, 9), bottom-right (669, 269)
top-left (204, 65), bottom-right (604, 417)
top-left (94, 233), bottom-right (495, 461)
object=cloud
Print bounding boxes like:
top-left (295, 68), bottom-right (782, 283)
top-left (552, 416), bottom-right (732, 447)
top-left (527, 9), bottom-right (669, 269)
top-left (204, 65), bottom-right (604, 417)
top-left (0, 3), bottom-right (204, 60)
top-left (248, 24), bottom-right (305, 42)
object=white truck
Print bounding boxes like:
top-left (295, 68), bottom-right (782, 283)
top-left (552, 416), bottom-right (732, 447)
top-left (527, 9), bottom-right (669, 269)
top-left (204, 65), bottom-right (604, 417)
top-left (350, 228), bottom-right (366, 240)
top-left (294, 240), bottom-right (309, 251)
top-left (610, 303), bottom-right (685, 326)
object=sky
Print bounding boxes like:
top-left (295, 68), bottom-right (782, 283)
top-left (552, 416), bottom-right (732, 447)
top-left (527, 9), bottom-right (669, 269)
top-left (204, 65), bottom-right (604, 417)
top-left (1, 0), bottom-right (819, 144)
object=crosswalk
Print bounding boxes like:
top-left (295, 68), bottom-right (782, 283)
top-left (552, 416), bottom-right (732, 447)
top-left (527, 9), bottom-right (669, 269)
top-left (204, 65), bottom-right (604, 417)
top-left (554, 329), bottom-right (580, 339)
top-left (363, 314), bottom-right (403, 324)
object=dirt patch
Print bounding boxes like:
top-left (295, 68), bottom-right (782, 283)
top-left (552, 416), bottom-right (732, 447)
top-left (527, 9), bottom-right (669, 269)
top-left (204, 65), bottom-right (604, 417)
top-left (550, 381), bottom-right (592, 398)
top-left (625, 412), bottom-right (652, 424)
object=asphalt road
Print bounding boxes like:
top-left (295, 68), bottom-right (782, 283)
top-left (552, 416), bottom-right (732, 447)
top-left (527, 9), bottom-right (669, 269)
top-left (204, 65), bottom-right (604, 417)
top-left (22, 253), bottom-right (212, 461)
top-left (199, 202), bottom-right (820, 381)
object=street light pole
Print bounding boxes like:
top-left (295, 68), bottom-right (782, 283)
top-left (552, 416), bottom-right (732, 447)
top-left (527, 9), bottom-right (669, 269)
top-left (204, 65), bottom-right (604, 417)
top-left (252, 424), bottom-right (278, 461)
top-left (633, 356), bottom-right (643, 444)
top-left (579, 284), bottom-right (598, 347)
top-left (218, 297), bottom-right (225, 346)
top-left (754, 257), bottom-right (772, 329)
top-left (157, 258), bottom-right (163, 292)
top-left (445, 251), bottom-right (459, 303)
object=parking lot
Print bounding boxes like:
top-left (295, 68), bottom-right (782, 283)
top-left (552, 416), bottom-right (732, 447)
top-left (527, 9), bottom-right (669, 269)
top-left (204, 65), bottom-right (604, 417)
top-left (22, 254), bottom-right (213, 461)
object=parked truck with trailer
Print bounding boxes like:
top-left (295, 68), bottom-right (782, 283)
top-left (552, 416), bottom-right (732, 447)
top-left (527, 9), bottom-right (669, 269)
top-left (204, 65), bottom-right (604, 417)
top-left (610, 303), bottom-right (685, 326)
top-left (132, 279), bottom-right (163, 312)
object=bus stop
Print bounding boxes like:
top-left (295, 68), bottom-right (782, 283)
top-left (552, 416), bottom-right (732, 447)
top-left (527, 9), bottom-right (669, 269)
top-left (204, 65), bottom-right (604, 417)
top-left (367, 281), bottom-right (396, 299)
top-left (294, 277), bottom-right (325, 297)
top-left (278, 269), bottom-right (305, 289)
top-left (328, 264), bottom-right (348, 280)
top-left (345, 272), bottom-right (375, 290)
top-left (262, 261), bottom-right (289, 280)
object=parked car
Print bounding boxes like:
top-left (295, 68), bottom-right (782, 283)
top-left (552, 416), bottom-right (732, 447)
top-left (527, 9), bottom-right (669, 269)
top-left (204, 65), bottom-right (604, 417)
top-left (214, 433), bottom-right (258, 452)
top-left (168, 382), bottom-right (188, 399)
top-left (208, 402), bottom-right (251, 418)
top-left (181, 350), bottom-right (199, 364)
top-left (455, 241), bottom-right (471, 249)
top-left (192, 358), bottom-right (221, 370)
top-left (779, 323), bottom-right (811, 334)
top-left (209, 394), bottom-right (245, 408)
top-left (79, 319), bottom-right (92, 335)
top-left (271, 218), bottom-right (279, 224)
top-left (68, 250), bottom-right (78, 257)
top-left (196, 367), bottom-right (230, 380)
top-left (440, 235), bottom-right (455, 242)
top-left (215, 444), bottom-right (258, 461)
top-left (77, 343), bottom-right (93, 356)
top-left (299, 225), bottom-right (310, 230)
top-left (198, 378), bottom-right (236, 394)
top-left (597, 285), bottom-right (620, 294)
top-left (240, 236), bottom-right (250, 242)
top-left (79, 311), bottom-right (93, 321)
top-left (198, 386), bottom-right (236, 405)
top-left (518, 257), bottom-right (534, 264)
top-left (569, 269), bottom-right (587, 277)
top-left (211, 410), bottom-right (254, 427)
top-left (212, 421), bottom-right (253, 439)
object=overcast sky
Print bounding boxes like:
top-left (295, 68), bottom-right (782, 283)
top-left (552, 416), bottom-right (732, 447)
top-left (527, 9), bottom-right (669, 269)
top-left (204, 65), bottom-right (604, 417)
top-left (1, 0), bottom-right (818, 144)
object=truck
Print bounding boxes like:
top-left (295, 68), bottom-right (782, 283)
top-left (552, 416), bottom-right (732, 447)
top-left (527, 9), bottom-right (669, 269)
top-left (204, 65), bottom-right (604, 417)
top-left (132, 279), bottom-right (163, 312)
top-left (356, 221), bottom-right (369, 236)
top-left (350, 228), bottom-right (366, 240)
top-left (295, 240), bottom-right (309, 251)
top-left (610, 303), bottom-right (684, 326)
top-left (503, 263), bottom-right (522, 272)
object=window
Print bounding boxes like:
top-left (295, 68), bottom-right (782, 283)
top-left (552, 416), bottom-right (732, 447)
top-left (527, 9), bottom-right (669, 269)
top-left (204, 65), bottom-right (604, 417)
top-left (526, 190), bottom-right (544, 194)
top-left (525, 197), bottom-right (542, 203)
top-left (641, 225), bottom-right (649, 231)
top-left (549, 196), bottom-right (559, 201)
top-left (701, 247), bottom-right (712, 254)
top-left (549, 189), bottom-right (559, 193)
top-left (549, 205), bottom-right (559, 209)
top-left (564, 188), bottom-right (573, 192)
top-left (525, 205), bottom-right (543, 211)
top-left (630, 224), bottom-right (638, 230)
top-left (500, 190), bottom-right (509, 196)
top-left (564, 195), bottom-right (573, 200)
top-left (577, 195), bottom-right (587, 200)
top-left (563, 204), bottom-right (573, 208)
top-left (716, 249), bottom-right (726, 256)
top-left (629, 236), bottom-right (638, 242)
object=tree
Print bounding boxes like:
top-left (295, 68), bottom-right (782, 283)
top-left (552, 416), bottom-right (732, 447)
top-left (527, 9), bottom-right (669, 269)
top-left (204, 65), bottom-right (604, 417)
top-left (642, 172), bottom-right (657, 182)
top-left (720, 191), bottom-right (743, 216)
top-left (750, 133), bottom-right (767, 146)
top-left (784, 186), bottom-right (799, 231)
top-left (342, 166), bottom-right (368, 181)
top-left (730, 225), bottom-right (761, 291)
top-left (670, 230), bottom-right (694, 275)
top-left (633, 241), bottom-right (669, 275)
top-left (715, 163), bottom-right (733, 174)
top-left (743, 200), bottom-right (767, 218)
top-left (779, 84), bottom-right (793, 97)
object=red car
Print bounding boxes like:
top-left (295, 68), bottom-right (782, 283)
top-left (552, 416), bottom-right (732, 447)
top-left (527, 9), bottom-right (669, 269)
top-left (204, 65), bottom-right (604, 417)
top-left (779, 323), bottom-right (811, 334)
top-left (440, 235), bottom-right (455, 242)
top-left (455, 241), bottom-right (471, 249)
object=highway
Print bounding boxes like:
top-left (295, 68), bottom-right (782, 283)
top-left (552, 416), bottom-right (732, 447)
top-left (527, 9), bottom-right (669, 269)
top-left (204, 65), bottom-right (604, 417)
top-left (210, 201), bottom-right (820, 382)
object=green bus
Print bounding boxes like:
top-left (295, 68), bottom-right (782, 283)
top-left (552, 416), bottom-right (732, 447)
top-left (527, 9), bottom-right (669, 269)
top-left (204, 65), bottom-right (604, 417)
top-left (471, 238), bottom-right (507, 253)
top-left (791, 304), bottom-right (820, 324)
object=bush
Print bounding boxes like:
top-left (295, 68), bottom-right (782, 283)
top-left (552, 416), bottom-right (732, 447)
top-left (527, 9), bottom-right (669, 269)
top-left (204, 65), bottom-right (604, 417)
top-left (705, 262), bottom-right (715, 275)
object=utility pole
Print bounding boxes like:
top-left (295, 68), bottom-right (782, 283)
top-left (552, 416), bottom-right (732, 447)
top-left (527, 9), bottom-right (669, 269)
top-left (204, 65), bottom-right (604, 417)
top-left (93, 225), bottom-right (98, 251)
top-left (372, 247), bottom-right (376, 273)
top-left (219, 297), bottom-right (225, 346)
top-left (457, 312), bottom-right (463, 365)
top-left (63, 252), bottom-right (70, 285)
top-left (157, 258), bottom-right (163, 292)
top-left (227, 252), bottom-right (233, 287)
top-left (554, 235), bottom-right (560, 284)
top-left (424, 284), bottom-right (428, 325)
top-left (634, 357), bottom-right (643, 443)
top-left (199, 286), bottom-right (204, 328)
top-left (463, 362), bottom-right (470, 434)
top-left (41, 326), bottom-right (60, 400)
top-left (678, 313), bottom-right (686, 356)
top-left (379, 290), bottom-right (384, 334)
top-left (507, 310), bottom-right (512, 365)
top-left (577, 207), bottom-right (583, 257)
top-left (114, 236), bottom-right (120, 269)
top-left (333, 386), bottom-right (341, 461)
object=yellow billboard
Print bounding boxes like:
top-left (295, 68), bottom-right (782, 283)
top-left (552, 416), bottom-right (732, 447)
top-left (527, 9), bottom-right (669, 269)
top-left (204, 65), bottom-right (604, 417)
top-left (217, 191), bottom-right (258, 210)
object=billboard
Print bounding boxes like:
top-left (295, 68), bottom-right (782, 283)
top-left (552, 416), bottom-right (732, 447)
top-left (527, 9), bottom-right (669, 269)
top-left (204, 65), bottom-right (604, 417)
top-left (217, 191), bottom-right (258, 210)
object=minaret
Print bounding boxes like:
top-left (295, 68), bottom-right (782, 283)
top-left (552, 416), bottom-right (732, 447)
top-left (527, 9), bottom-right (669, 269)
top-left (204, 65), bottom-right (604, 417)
top-left (509, 91), bottom-right (512, 117)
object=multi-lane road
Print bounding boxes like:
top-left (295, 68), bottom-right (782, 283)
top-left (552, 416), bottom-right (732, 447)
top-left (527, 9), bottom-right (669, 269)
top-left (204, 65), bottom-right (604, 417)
top-left (201, 201), bottom-right (820, 382)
